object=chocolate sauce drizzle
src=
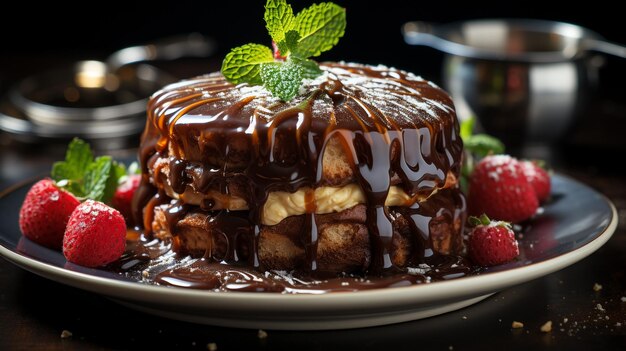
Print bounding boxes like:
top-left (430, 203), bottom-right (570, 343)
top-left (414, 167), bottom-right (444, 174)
top-left (110, 232), bottom-right (473, 293)
top-left (131, 62), bottom-right (465, 282)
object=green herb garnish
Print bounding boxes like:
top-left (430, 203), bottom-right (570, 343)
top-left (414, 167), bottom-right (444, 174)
top-left (460, 117), bottom-right (505, 157)
top-left (459, 117), bottom-right (505, 193)
top-left (221, 0), bottom-right (346, 101)
top-left (464, 134), bottom-right (505, 157)
top-left (51, 138), bottom-right (126, 203)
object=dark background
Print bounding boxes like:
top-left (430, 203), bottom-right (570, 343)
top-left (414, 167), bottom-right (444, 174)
top-left (2, 0), bottom-right (625, 90)
top-left (3, 0), bottom-right (624, 162)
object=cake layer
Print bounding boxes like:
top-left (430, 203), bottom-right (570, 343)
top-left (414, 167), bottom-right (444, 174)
top-left (150, 188), bottom-right (466, 274)
top-left (149, 152), bottom-right (458, 225)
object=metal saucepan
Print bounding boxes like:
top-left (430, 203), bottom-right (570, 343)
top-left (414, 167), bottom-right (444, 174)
top-left (402, 19), bottom-right (626, 154)
top-left (0, 33), bottom-right (215, 148)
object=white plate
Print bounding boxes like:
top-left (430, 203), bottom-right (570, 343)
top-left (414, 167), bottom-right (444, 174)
top-left (0, 174), bottom-right (617, 330)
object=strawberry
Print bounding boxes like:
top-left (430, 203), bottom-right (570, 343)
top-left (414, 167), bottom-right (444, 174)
top-left (521, 160), bottom-right (551, 203)
top-left (468, 215), bottom-right (519, 266)
top-left (111, 174), bottom-right (141, 222)
top-left (468, 155), bottom-right (539, 223)
top-left (19, 179), bottom-right (80, 249)
top-left (63, 200), bottom-right (126, 267)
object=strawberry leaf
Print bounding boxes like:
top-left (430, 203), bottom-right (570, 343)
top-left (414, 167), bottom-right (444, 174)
top-left (478, 213), bottom-right (491, 226)
top-left (469, 214), bottom-right (495, 227)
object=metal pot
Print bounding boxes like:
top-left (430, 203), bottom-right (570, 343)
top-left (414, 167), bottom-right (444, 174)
top-left (0, 33), bottom-right (214, 149)
top-left (402, 19), bottom-right (626, 152)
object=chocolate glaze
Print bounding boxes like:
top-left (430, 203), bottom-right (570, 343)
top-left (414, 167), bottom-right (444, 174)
top-left (132, 62), bottom-right (464, 277)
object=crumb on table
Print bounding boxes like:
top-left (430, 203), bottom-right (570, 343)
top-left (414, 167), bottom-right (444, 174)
top-left (512, 321), bottom-right (524, 328)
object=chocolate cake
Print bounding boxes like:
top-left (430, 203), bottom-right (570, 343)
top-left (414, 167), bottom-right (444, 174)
top-left (132, 62), bottom-right (466, 276)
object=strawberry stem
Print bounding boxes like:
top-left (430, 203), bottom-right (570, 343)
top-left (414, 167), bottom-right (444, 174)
top-left (468, 215), bottom-right (488, 227)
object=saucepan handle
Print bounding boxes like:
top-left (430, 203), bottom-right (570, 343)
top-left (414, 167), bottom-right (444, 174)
top-left (105, 33), bottom-right (216, 70)
top-left (401, 21), bottom-right (438, 47)
top-left (583, 38), bottom-right (626, 59)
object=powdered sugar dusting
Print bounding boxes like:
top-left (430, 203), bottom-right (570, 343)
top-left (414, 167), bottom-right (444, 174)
top-left (407, 263), bottom-right (432, 275)
top-left (483, 154), bottom-right (521, 181)
top-left (153, 62), bottom-right (456, 131)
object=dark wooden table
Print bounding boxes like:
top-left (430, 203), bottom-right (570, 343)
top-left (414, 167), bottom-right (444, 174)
top-left (1, 61), bottom-right (625, 350)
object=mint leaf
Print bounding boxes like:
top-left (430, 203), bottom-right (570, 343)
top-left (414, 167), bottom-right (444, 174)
top-left (83, 156), bottom-right (113, 201)
top-left (458, 116), bottom-right (504, 195)
top-left (261, 59), bottom-right (304, 101)
top-left (222, 44), bottom-right (275, 85)
top-left (460, 117), bottom-right (475, 141)
top-left (64, 180), bottom-right (86, 199)
top-left (460, 116), bottom-right (504, 156)
top-left (264, 0), bottom-right (295, 45)
top-left (276, 30), bottom-right (301, 56)
top-left (291, 56), bottom-right (323, 78)
top-left (51, 138), bottom-right (93, 183)
top-left (113, 161), bottom-right (129, 179)
top-left (49, 138), bottom-right (131, 203)
top-left (464, 134), bottom-right (505, 157)
top-left (291, 2), bottom-right (346, 57)
top-left (52, 138), bottom-right (96, 198)
top-left (103, 161), bottom-right (127, 203)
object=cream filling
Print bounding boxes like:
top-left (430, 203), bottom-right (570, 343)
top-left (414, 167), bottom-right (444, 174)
top-left (262, 184), bottom-right (412, 225)
top-left (163, 180), bottom-right (421, 226)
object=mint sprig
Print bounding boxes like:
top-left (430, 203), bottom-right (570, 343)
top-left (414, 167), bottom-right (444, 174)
top-left (460, 117), bottom-right (505, 157)
top-left (221, 0), bottom-right (346, 101)
top-left (464, 134), bottom-right (505, 157)
top-left (459, 117), bottom-right (505, 194)
top-left (51, 138), bottom-right (126, 203)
